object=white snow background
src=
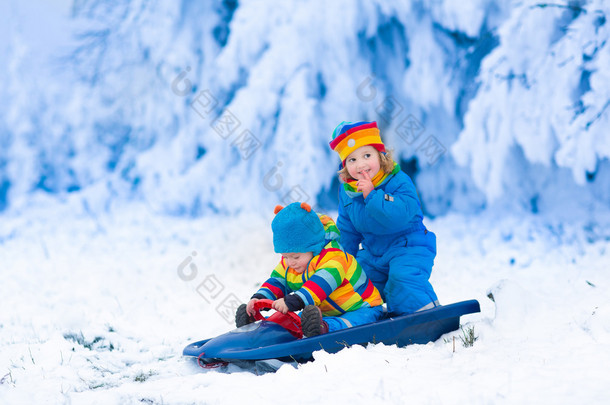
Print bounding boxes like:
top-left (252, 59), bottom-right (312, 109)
top-left (1, 0), bottom-right (610, 404)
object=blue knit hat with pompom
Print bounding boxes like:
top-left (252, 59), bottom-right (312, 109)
top-left (271, 202), bottom-right (325, 255)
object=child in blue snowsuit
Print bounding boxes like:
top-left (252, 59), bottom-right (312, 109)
top-left (329, 121), bottom-right (440, 315)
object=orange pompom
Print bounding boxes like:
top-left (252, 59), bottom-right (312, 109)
top-left (274, 205), bottom-right (284, 214)
top-left (300, 202), bottom-right (312, 212)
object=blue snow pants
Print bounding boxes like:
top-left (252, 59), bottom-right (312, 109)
top-left (357, 229), bottom-right (439, 315)
top-left (324, 305), bottom-right (385, 332)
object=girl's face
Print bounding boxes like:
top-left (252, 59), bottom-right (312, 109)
top-left (345, 145), bottom-right (381, 180)
top-left (282, 252), bottom-right (313, 274)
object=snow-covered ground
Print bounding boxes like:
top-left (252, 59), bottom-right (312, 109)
top-left (1, 202), bottom-right (609, 404)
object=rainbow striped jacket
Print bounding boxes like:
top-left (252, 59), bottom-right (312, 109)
top-left (254, 215), bottom-right (382, 316)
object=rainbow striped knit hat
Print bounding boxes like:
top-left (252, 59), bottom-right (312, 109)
top-left (329, 121), bottom-right (386, 165)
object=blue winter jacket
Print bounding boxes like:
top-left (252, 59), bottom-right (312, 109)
top-left (337, 170), bottom-right (427, 258)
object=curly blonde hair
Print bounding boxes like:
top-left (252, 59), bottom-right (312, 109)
top-left (338, 150), bottom-right (395, 182)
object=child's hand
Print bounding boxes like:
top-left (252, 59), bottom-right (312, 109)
top-left (272, 298), bottom-right (289, 314)
top-left (357, 170), bottom-right (375, 199)
top-left (246, 298), bottom-right (259, 317)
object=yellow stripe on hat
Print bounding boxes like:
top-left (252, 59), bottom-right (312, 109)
top-left (334, 128), bottom-right (383, 161)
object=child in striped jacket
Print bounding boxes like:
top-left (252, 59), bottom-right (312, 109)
top-left (236, 202), bottom-right (384, 337)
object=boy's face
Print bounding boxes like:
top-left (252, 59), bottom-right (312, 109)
top-left (345, 145), bottom-right (381, 180)
top-left (282, 252), bottom-right (314, 273)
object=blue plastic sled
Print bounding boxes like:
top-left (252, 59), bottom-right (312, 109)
top-left (184, 299), bottom-right (480, 367)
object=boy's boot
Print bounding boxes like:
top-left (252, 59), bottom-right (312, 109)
top-left (235, 303), bottom-right (255, 327)
top-left (301, 305), bottom-right (329, 337)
